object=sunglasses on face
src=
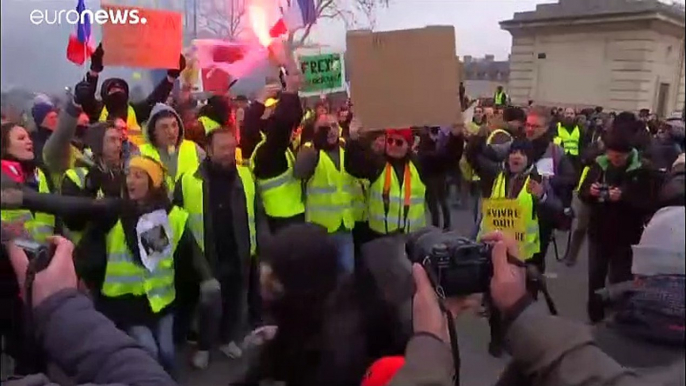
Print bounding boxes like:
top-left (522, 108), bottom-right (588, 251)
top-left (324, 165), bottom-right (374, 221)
top-left (387, 138), bottom-right (406, 147)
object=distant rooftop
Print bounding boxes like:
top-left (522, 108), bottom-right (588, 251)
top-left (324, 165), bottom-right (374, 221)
top-left (463, 55), bottom-right (510, 82)
top-left (501, 0), bottom-right (685, 27)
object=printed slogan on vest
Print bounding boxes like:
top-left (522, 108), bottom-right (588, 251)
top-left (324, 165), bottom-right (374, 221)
top-left (297, 52), bottom-right (346, 96)
top-left (481, 199), bottom-right (527, 254)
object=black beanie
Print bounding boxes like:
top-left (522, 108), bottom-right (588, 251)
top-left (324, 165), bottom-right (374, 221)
top-left (100, 78), bottom-right (130, 100)
top-left (509, 138), bottom-right (534, 161)
top-left (603, 128), bottom-right (633, 153)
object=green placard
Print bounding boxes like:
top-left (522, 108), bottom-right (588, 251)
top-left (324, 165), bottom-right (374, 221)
top-left (298, 52), bottom-right (345, 96)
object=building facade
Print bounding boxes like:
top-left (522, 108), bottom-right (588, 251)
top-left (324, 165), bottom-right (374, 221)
top-left (501, 0), bottom-right (685, 116)
top-left (462, 55), bottom-right (510, 99)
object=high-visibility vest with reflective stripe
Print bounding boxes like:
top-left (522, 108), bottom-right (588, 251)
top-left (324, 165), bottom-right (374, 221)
top-left (576, 166), bottom-right (590, 192)
top-left (99, 105), bottom-right (143, 146)
top-left (101, 206), bottom-right (187, 313)
top-left (303, 143), bottom-right (355, 233)
top-left (486, 129), bottom-right (512, 145)
top-left (368, 162), bottom-right (426, 234)
top-left (198, 116), bottom-right (221, 134)
top-left (139, 140), bottom-right (199, 193)
top-left (180, 165), bottom-right (257, 257)
top-left (481, 173), bottom-right (540, 260)
top-left (494, 91), bottom-right (506, 105)
top-left (352, 179), bottom-right (370, 222)
top-left (62, 167), bottom-right (105, 243)
top-left (1, 169), bottom-right (54, 243)
top-left (249, 140), bottom-right (304, 218)
top-left (554, 123), bottom-right (580, 156)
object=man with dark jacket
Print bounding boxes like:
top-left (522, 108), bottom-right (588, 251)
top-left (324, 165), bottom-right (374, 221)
top-left (3, 235), bottom-right (175, 386)
top-left (76, 44), bottom-right (183, 147)
top-left (418, 126), bottom-right (456, 230)
top-left (29, 95), bottom-right (58, 166)
top-left (579, 126), bottom-right (661, 323)
top-left (174, 127), bottom-right (268, 369)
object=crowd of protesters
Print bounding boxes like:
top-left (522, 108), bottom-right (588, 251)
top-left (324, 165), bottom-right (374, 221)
top-left (0, 40), bottom-right (684, 386)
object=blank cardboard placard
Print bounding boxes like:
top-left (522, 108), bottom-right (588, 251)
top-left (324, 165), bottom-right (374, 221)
top-left (102, 4), bottom-right (182, 69)
top-left (346, 26), bottom-right (462, 130)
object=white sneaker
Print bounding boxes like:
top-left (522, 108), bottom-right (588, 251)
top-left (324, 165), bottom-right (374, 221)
top-left (219, 341), bottom-right (243, 359)
top-left (191, 350), bottom-right (210, 370)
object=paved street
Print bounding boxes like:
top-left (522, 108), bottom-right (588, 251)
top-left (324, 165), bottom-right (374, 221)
top-left (179, 199), bottom-right (591, 386)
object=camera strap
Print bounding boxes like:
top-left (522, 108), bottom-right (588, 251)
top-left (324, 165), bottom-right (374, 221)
top-left (22, 258), bottom-right (42, 358)
top-left (420, 260), bottom-right (461, 386)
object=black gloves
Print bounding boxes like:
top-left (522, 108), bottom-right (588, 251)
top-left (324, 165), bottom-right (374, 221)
top-left (90, 43), bottom-right (104, 73)
top-left (167, 54), bottom-right (187, 79)
top-left (73, 80), bottom-right (93, 106)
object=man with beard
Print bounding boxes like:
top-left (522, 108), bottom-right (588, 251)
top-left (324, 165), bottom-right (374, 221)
top-left (75, 44), bottom-right (185, 147)
top-left (554, 107), bottom-right (585, 173)
top-left (294, 114), bottom-right (357, 273)
top-left (175, 127), bottom-right (266, 369)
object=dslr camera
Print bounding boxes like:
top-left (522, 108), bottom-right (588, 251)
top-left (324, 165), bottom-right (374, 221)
top-left (597, 184), bottom-right (610, 202)
top-left (406, 228), bottom-right (493, 297)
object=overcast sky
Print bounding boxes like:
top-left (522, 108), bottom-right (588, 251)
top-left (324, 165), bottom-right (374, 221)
top-left (1, 0), bottom-right (682, 94)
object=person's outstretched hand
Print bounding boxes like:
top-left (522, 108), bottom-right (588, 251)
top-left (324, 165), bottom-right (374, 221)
top-left (7, 236), bottom-right (78, 307)
top-left (90, 43), bottom-right (104, 73)
top-left (481, 231), bottom-right (527, 313)
top-left (411, 264), bottom-right (480, 343)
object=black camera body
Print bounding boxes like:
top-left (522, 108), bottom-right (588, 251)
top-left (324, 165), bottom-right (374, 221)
top-left (406, 228), bottom-right (493, 297)
top-left (597, 183), bottom-right (610, 202)
top-left (12, 239), bottom-right (54, 272)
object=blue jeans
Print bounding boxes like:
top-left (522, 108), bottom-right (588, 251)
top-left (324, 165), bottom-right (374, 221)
top-left (331, 231), bottom-right (354, 274)
top-left (128, 313), bottom-right (176, 378)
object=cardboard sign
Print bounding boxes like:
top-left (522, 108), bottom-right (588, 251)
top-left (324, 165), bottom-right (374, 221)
top-left (346, 26), bottom-right (462, 130)
top-left (102, 4), bottom-right (182, 69)
top-left (297, 51), bottom-right (346, 97)
top-left (481, 199), bottom-right (527, 256)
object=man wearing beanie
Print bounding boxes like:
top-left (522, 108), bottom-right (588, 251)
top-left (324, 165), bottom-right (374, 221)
top-left (73, 44), bottom-right (184, 146)
top-left (29, 94), bottom-right (58, 165)
top-left (579, 125), bottom-right (661, 323)
top-left (594, 206), bottom-right (685, 385)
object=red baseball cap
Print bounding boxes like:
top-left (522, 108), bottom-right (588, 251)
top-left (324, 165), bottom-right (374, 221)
top-left (361, 356), bottom-right (406, 386)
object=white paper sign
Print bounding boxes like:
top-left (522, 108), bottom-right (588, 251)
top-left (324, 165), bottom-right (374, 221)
top-left (136, 209), bottom-right (173, 273)
top-left (536, 157), bottom-right (555, 177)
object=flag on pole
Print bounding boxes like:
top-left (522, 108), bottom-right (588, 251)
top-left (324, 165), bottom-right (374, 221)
top-left (269, 0), bottom-right (317, 38)
top-left (66, 0), bottom-right (94, 65)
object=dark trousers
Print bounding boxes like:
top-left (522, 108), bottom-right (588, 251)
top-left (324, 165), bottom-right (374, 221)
top-left (529, 222), bottom-right (554, 274)
top-left (198, 275), bottom-right (245, 350)
top-left (0, 296), bottom-right (45, 375)
top-left (587, 239), bottom-right (634, 322)
top-left (426, 174), bottom-right (451, 229)
top-left (247, 258), bottom-right (263, 328)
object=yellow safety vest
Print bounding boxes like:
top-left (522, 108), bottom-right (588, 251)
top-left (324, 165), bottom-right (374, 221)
top-left (554, 123), bottom-right (580, 156)
top-left (576, 166), bottom-right (590, 192)
top-left (486, 129), bottom-right (512, 145)
top-left (198, 116), bottom-right (221, 134)
top-left (139, 140), bottom-right (199, 193)
top-left (180, 165), bottom-right (257, 257)
top-left (368, 162), bottom-right (426, 234)
top-left (303, 142), bottom-right (356, 233)
top-left (494, 91), bottom-right (506, 105)
top-left (481, 173), bottom-right (540, 260)
top-left (99, 105), bottom-right (144, 147)
top-left (249, 140), bottom-right (304, 218)
top-left (62, 167), bottom-right (106, 243)
top-left (1, 169), bottom-right (55, 243)
top-left (101, 206), bottom-right (188, 313)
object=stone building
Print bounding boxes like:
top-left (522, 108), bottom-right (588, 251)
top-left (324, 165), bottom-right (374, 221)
top-left (463, 55), bottom-right (511, 99)
top-left (501, 0), bottom-right (685, 116)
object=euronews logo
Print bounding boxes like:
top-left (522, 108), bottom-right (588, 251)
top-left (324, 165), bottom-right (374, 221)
top-left (30, 8), bottom-right (147, 26)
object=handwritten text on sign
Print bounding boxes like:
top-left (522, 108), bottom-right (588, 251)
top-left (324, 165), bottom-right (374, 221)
top-left (101, 5), bottom-right (182, 69)
top-left (481, 199), bottom-right (527, 248)
top-left (298, 52), bottom-right (346, 96)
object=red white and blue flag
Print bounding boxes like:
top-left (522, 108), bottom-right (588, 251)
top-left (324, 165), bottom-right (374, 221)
top-left (66, 0), bottom-right (94, 65)
top-left (269, 0), bottom-right (317, 38)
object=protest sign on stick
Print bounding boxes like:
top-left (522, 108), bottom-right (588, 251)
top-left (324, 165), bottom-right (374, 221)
top-left (101, 4), bottom-right (182, 69)
top-left (296, 50), bottom-right (346, 97)
top-left (481, 199), bottom-right (528, 258)
top-left (346, 26), bottom-right (462, 131)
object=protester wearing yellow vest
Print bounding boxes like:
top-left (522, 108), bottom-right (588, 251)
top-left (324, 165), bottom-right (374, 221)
top-left (248, 88), bottom-right (306, 233)
top-left (554, 108), bottom-right (583, 166)
top-left (345, 125), bottom-right (465, 238)
top-left (494, 85), bottom-right (508, 107)
top-left (133, 103), bottom-right (205, 196)
top-left (1, 123), bottom-right (56, 242)
top-left (294, 115), bottom-right (356, 273)
top-left (174, 128), bottom-right (265, 369)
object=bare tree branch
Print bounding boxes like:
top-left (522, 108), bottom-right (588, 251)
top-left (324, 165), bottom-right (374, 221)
top-left (197, 0), bottom-right (247, 40)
